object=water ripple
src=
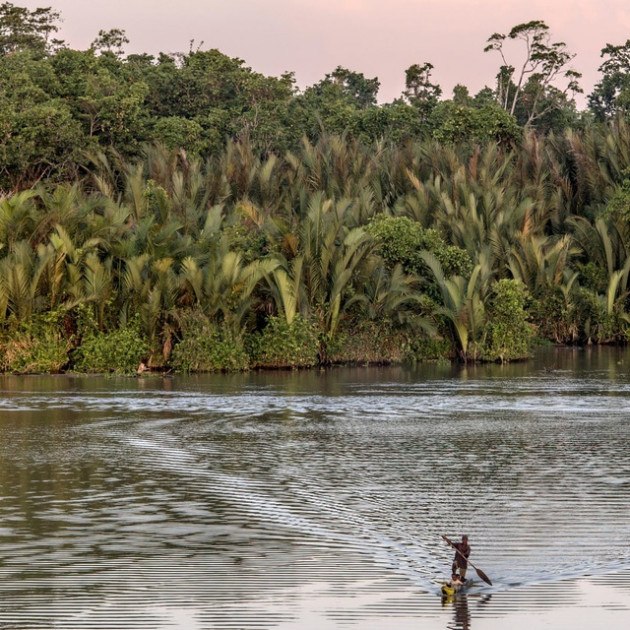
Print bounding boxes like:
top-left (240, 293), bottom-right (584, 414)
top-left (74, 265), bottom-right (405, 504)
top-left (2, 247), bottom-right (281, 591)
top-left (1, 350), bottom-right (630, 628)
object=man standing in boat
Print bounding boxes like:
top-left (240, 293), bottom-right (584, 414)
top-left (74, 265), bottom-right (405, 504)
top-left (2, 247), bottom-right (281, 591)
top-left (443, 534), bottom-right (471, 579)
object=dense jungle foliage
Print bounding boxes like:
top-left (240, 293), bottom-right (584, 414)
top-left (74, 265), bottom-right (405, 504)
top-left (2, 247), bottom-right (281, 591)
top-left (2, 4), bottom-right (630, 373)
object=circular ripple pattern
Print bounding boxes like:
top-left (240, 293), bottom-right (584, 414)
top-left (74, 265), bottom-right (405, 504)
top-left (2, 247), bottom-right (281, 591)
top-left (0, 348), bottom-right (629, 629)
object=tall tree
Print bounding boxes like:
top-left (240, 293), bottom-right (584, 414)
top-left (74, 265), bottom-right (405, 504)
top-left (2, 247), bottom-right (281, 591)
top-left (588, 40), bottom-right (630, 121)
top-left (0, 2), bottom-right (62, 56)
top-left (484, 20), bottom-right (581, 126)
top-left (90, 28), bottom-right (129, 58)
top-left (403, 62), bottom-right (442, 118)
top-left (324, 66), bottom-right (380, 109)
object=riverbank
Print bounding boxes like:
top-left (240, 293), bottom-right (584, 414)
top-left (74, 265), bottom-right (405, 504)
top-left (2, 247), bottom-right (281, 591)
top-left (0, 316), bottom-right (453, 375)
top-left (1, 315), bottom-right (618, 376)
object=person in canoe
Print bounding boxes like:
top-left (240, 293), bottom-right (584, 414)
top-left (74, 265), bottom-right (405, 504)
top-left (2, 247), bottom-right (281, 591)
top-left (441, 572), bottom-right (465, 598)
top-left (449, 572), bottom-right (464, 590)
top-left (451, 573), bottom-right (464, 586)
top-left (443, 534), bottom-right (471, 580)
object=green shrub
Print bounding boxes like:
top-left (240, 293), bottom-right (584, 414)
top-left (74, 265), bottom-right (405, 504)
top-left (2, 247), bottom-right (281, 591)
top-left (170, 312), bottom-right (249, 372)
top-left (529, 287), bottom-right (576, 344)
top-left (409, 335), bottom-right (454, 361)
top-left (367, 215), bottom-right (472, 277)
top-left (0, 312), bottom-right (72, 374)
top-left (430, 102), bottom-right (521, 145)
top-left (326, 320), bottom-right (418, 364)
top-left (0, 330), bottom-right (71, 374)
top-left (483, 279), bottom-right (533, 362)
top-left (248, 315), bottom-right (319, 368)
top-left (73, 317), bottom-right (148, 374)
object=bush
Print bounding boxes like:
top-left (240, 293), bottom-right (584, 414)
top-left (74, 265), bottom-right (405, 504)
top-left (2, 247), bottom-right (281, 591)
top-left (326, 320), bottom-right (418, 364)
top-left (483, 279), bottom-right (533, 362)
top-left (170, 312), bottom-right (249, 372)
top-left (0, 330), bottom-right (71, 374)
top-left (430, 102), bottom-right (521, 146)
top-left (248, 315), bottom-right (319, 368)
top-left (72, 317), bottom-right (148, 374)
top-left (408, 335), bottom-right (454, 361)
top-left (0, 312), bottom-right (72, 374)
top-left (529, 287), bottom-right (576, 344)
top-left (367, 215), bottom-right (472, 277)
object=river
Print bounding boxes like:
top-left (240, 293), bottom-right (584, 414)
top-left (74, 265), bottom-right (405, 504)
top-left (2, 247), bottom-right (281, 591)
top-left (0, 346), bottom-right (629, 629)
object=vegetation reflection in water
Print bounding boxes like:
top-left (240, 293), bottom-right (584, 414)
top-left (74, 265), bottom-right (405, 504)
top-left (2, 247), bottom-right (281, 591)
top-left (0, 347), bottom-right (629, 629)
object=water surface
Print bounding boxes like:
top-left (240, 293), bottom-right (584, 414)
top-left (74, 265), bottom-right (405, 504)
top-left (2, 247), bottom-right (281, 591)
top-left (0, 347), bottom-right (629, 629)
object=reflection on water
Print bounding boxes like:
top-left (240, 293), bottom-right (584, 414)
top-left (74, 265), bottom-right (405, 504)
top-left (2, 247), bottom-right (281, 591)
top-left (0, 346), bottom-right (629, 629)
top-left (445, 592), bottom-right (474, 630)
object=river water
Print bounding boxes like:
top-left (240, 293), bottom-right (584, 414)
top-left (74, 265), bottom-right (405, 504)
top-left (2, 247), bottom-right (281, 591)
top-left (0, 347), bottom-right (629, 629)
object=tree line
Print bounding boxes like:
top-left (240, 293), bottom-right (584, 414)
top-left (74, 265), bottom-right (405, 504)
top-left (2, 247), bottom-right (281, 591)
top-left (3, 6), bottom-right (630, 192)
top-left (2, 3), bottom-right (630, 373)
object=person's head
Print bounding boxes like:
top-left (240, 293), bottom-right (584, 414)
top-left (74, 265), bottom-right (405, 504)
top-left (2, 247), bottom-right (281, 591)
top-left (462, 535), bottom-right (468, 544)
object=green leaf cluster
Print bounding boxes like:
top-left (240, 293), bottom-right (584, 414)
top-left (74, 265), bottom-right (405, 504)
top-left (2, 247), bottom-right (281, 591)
top-left (0, 310), bottom-right (71, 373)
top-left (170, 310), bottom-right (249, 373)
top-left (72, 316), bottom-right (148, 375)
top-left (367, 215), bottom-right (472, 277)
top-left (483, 279), bottom-right (533, 362)
top-left (248, 315), bottom-right (319, 369)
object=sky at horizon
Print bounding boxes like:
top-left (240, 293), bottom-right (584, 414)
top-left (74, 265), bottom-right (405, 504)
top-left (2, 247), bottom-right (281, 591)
top-left (18, 0), bottom-right (630, 107)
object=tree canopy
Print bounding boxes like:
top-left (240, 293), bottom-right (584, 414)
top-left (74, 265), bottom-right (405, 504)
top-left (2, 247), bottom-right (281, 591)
top-left (1, 7), bottom-right (616, 192)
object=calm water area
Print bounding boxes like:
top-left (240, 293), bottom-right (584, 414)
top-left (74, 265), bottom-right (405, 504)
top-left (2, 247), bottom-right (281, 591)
top-left (0, 346), bottom-right (629, 629)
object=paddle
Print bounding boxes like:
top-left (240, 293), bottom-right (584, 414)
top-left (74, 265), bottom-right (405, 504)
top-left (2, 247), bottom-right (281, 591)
top-left (442, 535), bottom-right (492, 586)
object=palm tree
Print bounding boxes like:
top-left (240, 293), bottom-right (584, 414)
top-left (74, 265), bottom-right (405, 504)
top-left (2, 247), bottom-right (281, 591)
top-left (0, 190), bottom-right (39, 250)
top-left (421, 251), bottom-right (486, 361)
top-left (299, 193), bottom-right (374, 347)
top-left (179, 239), bottom-right (271, 335)
top-left (509, 233), bottom-right (578, 295)
top-left (261, 254), bottom-right (303, 326)
top-left (0, 240), bottom-right (47, 323)
top-left (569, 216), bottom-right (628, 282)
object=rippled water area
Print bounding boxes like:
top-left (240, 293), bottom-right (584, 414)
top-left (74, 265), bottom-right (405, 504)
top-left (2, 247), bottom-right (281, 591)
top-left (1, 347), bottom-right (630, 629)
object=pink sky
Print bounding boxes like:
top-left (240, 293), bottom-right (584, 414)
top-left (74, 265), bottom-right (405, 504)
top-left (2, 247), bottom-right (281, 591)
top-left (20, 0), bottom-right (630, 106)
